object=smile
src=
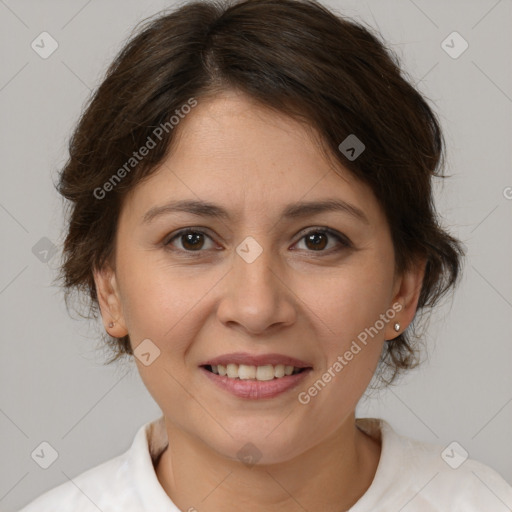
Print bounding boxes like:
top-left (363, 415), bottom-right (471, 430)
top-left (199, 365), bottom-right (312, 400)
top-left (205, 363), bottom-right (306, 380)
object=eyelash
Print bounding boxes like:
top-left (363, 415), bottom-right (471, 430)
top-left (163, 227), bottom-right (352, 256)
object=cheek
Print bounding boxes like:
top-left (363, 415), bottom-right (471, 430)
top-left (306, 256), bottom-right (394, 350)
top-left (117, 256), bottom-right (208, 415)
top-left (116, 248), bottom-right (219, 352)
top-left (296, 266), bottom-right (392, 426)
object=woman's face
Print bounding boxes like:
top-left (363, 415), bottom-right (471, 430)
top-left (96, 90), bottom-right (421, 464)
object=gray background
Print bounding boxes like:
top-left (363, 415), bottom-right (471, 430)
top-left (1, 0), bottom-right (511, 510)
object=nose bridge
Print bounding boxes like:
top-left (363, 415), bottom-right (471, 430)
top-left (217, 234), bottom-right (295, 333)
top-left (235, 236), bottom-right (276, 295)
top-left (233, 235), bottom-right (280, 308)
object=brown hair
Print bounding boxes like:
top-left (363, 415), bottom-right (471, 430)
top-left (55, 0), bottom-right (465, 385)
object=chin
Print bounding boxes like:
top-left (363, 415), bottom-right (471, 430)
top-left (201, 421), bottom-right (310, 466)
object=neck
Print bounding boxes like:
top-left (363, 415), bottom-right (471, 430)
top-left (155, 413), bottom-right (381, 512)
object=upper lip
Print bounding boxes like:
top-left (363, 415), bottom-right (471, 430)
top-left (200, 352), bottom-right (313, 369)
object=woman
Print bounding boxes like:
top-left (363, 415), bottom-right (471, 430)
top-left (20, 0), bottom-right (512, 510)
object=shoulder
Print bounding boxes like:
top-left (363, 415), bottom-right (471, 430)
top-left (18, 420), bottom-right (156, 512)
top-left (400, 432), bottom-right (512, 510)
top-left (18, 451), bottom-right (131, 511)
top-left (356, 418), bottom-right (512, 511)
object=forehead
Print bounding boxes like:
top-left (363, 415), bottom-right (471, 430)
top-left (120, 91), bottom-right (385, 229)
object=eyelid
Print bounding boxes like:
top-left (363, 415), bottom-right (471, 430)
top-left (163, 227), bottom-right (218, 249)
top-left (295, 226), bottom-right (352, 248)
top-left (163, 226), bottom-right (352, 253)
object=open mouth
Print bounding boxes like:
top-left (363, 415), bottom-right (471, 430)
top-left (202, 364), bottom-right (310, 380)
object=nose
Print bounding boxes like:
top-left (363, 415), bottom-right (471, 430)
top-left (216, 239), bottom-right (297, 335)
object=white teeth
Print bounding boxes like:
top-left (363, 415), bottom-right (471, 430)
top-left (208, 363), bottom-right (305, 380)
top-left (238, 364), bottom-right (256, 380)
top-left (256, 365), bottom-right (274, 381)
top-left (274, 364), bottom-right (285, 378)
top-left (226, 363), bottom-right (238, 379)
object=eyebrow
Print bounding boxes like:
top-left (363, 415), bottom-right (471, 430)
top-left (142, 198), bottom-right (369, 225)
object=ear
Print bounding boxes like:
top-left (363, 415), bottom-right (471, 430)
top-left (385, 256), bottom-right (427, 341)
top-left (93, 264), bottom-right (128, 338)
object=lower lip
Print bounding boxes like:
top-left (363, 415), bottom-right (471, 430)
top-left (199, 367), bottom-right (312, 399)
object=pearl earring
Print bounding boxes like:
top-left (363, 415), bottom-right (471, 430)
top-left (108, 321), bottom-right (115, 328)
top-left (393, 323), bottom-right (400, 332)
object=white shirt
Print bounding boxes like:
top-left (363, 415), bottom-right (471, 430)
top-left (19, 416), bottom-right (512, 511)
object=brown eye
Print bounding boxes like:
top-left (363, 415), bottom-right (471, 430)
top-left (294, 228), bottom-right (351, 253)
top-left (165, 229), bottom-right (215, 252)
top-left (304, 232), bottom-right (328, 251)
top-left (180, 232), bottom-right (205, 250)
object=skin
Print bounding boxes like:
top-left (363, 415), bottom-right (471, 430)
top-left (94, 89), bottom-right (425, 512)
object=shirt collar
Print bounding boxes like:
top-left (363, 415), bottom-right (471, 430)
top-left (350, 417), bottom-right (411, 510)
top-left (128, 415), bottom-right (404, 510)
top-left (126, 415), bottom-right (178, 510)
